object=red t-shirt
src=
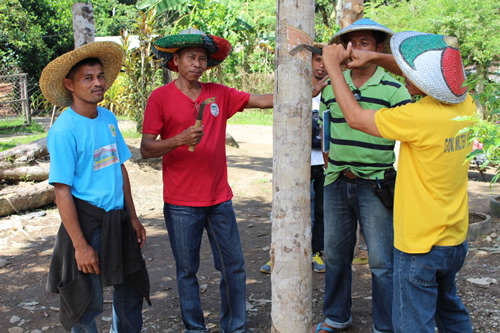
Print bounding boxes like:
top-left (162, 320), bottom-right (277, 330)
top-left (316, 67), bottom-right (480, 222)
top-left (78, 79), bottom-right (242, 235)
top-left (143, 81), bottom-right (250, 206)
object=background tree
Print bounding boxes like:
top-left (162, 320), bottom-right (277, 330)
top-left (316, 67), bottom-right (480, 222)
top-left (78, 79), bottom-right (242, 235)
top-left (0, 0), bottom-right (73, 79)
top-left (366, 0), bottom-right (500, 118)
top-left (0, 0), bottom-right (139, 87)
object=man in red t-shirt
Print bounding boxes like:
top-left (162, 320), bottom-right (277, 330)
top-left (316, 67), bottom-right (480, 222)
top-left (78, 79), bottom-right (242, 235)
top-left (141, 28), bottom-right (272, 333)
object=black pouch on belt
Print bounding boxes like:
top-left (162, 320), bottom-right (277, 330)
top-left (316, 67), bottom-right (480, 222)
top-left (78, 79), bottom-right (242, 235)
top-left (373, 169), bottom-right (396, 210)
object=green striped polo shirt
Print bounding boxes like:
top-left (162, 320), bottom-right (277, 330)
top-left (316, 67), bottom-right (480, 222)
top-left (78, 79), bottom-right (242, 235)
top-left (319, 66), bottom-right (412, 185)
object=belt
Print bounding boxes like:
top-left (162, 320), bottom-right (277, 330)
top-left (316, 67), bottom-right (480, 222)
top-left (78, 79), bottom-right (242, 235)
top-left (342, 169), bottom-right (360, 180)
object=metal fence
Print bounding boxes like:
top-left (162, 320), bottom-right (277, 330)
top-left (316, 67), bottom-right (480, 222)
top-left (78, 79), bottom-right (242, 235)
top-left (0, 73), bottom-right (30, 123)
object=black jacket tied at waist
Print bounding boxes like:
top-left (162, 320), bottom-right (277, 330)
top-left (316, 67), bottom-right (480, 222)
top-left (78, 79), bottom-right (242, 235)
top-left (47, 197), bottom-right (151, 330)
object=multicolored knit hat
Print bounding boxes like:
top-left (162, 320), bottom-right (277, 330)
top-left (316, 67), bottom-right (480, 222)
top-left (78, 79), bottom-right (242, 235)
top-left (329, 18), bottom-right (394, 53)
top-left (39, 41), bottom-right (124, 107)
top-left (391, 31), bottom-right (468, 104)
top-left (153, 28), bottom-right (232, 72)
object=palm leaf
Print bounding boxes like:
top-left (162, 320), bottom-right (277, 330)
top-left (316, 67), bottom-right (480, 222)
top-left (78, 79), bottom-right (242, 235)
top-left (137, 0), bottom-right (188, 13)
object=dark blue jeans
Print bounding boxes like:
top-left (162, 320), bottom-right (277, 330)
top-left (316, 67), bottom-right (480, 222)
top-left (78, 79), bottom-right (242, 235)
top-left (393, 242), bottom-right (472, 333)
top-left (323, 178), bottom-right (394, 333)
top-left (311, 165), bottom-right (325, 254)
top-left (164, 200), bottom-right (247, 333)
top-left (71, 228), bottom-right (144, 333)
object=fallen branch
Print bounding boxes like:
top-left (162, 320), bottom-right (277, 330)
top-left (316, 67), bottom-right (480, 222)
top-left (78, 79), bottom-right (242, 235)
top-left (0, 162), bottom-right (50, 182)
top-left (0, 179), bottom-right (54, 216)
top-left (0, 137), bottom-right (48, 169)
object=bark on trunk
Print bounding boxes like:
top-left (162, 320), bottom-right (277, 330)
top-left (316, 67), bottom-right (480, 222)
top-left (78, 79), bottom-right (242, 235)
top-left (0, 180), bottom-right (54, 216)
top-left (72, 2), bottom-right (95, 48)
top-left (0, 138), bottom-right (48, 169)
top-left (272, 1), bottom-right (315, 332)
top-left (0, 163), bottom-right (50, 182)
top-left (337, 0), bottom-right (364, 28)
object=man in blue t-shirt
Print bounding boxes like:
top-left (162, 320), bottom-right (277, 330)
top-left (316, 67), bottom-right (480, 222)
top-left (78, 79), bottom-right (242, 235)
top-left (40, 41), bottom-right (149, 332)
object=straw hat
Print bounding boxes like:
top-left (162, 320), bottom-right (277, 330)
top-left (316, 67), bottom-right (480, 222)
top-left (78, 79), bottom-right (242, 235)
top-left (153, 28), bottom-right (232, 72)
top-left (39, 41), bottom-right (124, 108)
top-left (329, 18), bottom-right (394, 53)
top-left (314, 42), bottom-right (326, 49)
top-left (391, 31), bottom-right (468, 104)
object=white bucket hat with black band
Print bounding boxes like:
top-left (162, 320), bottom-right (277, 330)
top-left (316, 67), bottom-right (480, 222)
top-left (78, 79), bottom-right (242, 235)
top-left (329, 18), bottom-right (394, 54)
top-left (391, 31), bottom-right (468, 104)
top-left (39, 41), bottom-right (124, 108)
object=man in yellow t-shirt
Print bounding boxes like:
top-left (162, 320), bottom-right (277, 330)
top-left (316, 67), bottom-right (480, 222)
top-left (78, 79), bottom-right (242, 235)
top-left (320, 31), bottom-right (474, 333)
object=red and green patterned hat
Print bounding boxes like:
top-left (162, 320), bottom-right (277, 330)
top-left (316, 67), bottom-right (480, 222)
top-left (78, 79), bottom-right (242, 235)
top-left (153, 28), bottom-right (232, 72)
top-left (391, 31), bottom-right (468, 104)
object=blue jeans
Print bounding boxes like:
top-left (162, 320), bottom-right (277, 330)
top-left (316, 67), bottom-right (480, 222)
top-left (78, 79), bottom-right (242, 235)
top-left (72, 228), bottom-right (144, 333)
top-left (311, 165), bottom-right (325, 254)
top-left (164, 200), bottom-right (247, 333)
top-left (323, 178), bottom-right (394, 333)
top-left (393, 242), bottom-right (472, 333)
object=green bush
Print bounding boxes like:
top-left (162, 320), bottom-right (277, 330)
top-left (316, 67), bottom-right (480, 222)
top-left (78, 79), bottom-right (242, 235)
top-left (456, 80), bottom-right (500, 185)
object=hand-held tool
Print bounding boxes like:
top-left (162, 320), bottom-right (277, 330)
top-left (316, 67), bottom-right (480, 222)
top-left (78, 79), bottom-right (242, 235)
top-left (289, 44), bottom-right (323, 56)
top-left (188, 97), bottom-right (216, 152)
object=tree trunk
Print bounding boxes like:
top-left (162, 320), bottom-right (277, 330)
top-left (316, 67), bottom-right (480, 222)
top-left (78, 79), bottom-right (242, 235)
top-left (0, 137), bottom-right (48, 169)
top-left (272, 1), bottom-right (314, 332)
top-left (474, 63), bottom-right (488, 120)
top-left (0, 163), bottom-right (50, 182)
top-left (72, 2), bottom-right (95, 48)
top-left (0, 180), bottom-right (54, 216)
top-left (337, 0), bottom-right (364, 28)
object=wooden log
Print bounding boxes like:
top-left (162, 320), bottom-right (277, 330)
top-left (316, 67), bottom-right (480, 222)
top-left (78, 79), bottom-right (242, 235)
top-left (0, 137), bottom-right (48, 169)
top-left (0, 180), bottom-right (54, 216)
top-left (0, 162), bottom-right (50, 182)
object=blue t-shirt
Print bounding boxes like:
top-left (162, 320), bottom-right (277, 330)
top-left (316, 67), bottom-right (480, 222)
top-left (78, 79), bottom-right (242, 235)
top-left (47, 106), bottom-right (132, 211)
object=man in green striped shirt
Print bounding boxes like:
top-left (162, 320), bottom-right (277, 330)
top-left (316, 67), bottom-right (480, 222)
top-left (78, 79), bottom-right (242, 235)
top-left (314, 19), bottom-right (411, 333)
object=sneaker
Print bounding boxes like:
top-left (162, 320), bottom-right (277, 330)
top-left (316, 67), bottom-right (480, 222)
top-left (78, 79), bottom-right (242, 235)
top-left (313, 321), bottom-right (346, 332)
top-left (260, 261), bottom-right (271, 274)
top-left (312, 252), bottom-right (325, 273)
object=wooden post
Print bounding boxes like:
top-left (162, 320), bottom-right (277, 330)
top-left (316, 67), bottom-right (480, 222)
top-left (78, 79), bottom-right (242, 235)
top-left (47, 3), bottom-right (95, 129)
top-left (72, 2), bottom-right (95, 48)
top-left (20, 74), bottom-right (30, 124)
top-left (272, 1), bottom-right (315, 332)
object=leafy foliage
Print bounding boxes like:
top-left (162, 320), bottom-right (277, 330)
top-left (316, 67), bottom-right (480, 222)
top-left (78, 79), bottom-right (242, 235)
top-left (2, 0), bottom-right (498, 134)
top-left (366, 0), bottom-right (500, 86)
top-left (0, 0), bottom-right (73, 79)
top-left (106, 10), bottom-right (162, 132)
top-left (456, 79), bottom-right (500, 185)
top-left (93, 0), bottom-right (141, 36)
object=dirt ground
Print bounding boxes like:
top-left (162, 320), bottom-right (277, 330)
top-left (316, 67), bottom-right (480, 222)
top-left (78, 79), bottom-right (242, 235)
top-left (0, 123), bottom-right (499, 333)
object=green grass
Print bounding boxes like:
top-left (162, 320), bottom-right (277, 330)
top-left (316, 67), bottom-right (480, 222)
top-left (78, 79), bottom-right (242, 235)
top-left (0, 133), bottom-right (47, 152)
top-left (116, 115), bottom-right (130, 121)
top-left (0, 118), bottom-right (47, 152)
top-left (121, 129), bottom-right (142, 139)
top-left (0, 118), bottom-right (45, 135)
top-left (228, 110), bottom-right (273, 126)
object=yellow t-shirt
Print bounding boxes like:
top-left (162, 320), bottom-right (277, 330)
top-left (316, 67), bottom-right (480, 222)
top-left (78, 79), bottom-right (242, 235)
top-left (375, 95), bottom-right (476, 253)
